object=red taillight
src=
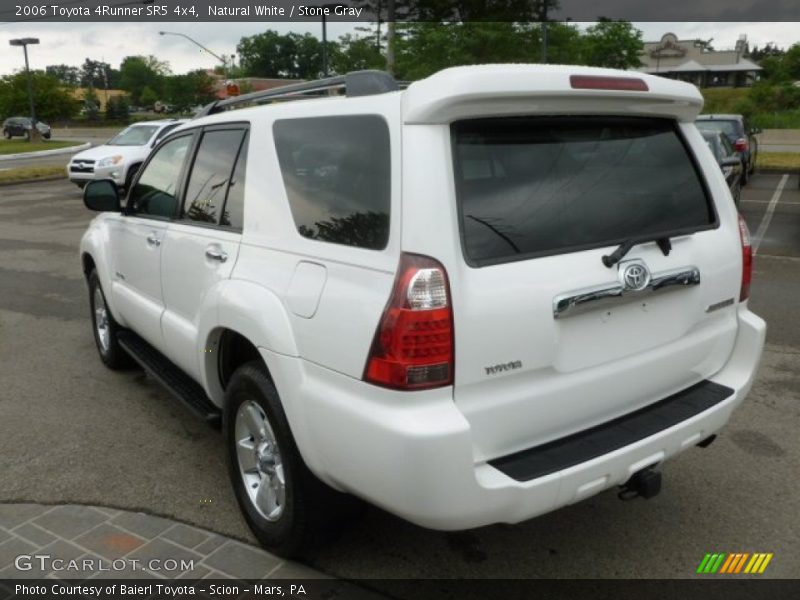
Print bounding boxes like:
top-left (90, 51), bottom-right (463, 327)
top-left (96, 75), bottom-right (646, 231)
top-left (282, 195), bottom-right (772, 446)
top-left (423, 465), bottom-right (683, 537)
top-left (734, 138), bottom-right (748, 153)
top-left (738, 214), bottom-right (753, 301)
top-left (364, 253), bottom-right (454, 390)
top-left (569, 75), bottom-right (649, 92)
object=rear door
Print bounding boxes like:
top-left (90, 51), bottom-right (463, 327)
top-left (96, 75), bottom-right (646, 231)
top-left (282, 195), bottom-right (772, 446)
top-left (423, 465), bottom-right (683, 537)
top-left (159, 125), bottom-right (247, 380)
top-left (448, 116), bottom-right (741, 461)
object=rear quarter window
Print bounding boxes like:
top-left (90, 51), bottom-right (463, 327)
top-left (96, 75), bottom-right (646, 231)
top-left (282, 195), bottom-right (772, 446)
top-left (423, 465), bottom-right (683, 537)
top-left (452, 116), bottom-right (716, 266)
top-left (273, 115), bottom-right (391, 251)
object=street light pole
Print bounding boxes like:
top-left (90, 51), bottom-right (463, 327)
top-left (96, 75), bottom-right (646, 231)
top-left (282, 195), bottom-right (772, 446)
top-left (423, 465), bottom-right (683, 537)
top-left (9, 38), bottom-right (40, 133)
top-left (317, 4), bottom-right (345, 78)
top-left (159, 31), bottom-right (229, 78)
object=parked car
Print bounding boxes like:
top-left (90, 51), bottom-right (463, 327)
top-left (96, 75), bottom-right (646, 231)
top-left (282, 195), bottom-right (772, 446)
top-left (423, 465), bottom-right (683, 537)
top-left (701, 129), bottom-right (743, 206)
top-left (696, 114), bottom-right (759, 185)
top-left (2, 116), bottom-right (51, 139)
top-left (67, 119), bottom-right (186, 189)
top-left (79, 65), bottom-right (766, 557)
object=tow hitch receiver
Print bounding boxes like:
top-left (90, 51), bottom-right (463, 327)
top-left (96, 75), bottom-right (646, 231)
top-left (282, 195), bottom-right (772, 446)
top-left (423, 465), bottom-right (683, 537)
top-left (618, 467), bottom-right (662, 500)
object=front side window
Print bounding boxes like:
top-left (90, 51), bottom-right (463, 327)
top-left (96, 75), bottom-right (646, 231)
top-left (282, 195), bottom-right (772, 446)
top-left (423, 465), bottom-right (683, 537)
top-left (182, 129), bottom-right (247, 226)
top-left (273, 115), bottom-right (391, 250)
top-left (128, 134), bottom-right (192, 219)
top-left (453, 116), bottom-right (715, 266)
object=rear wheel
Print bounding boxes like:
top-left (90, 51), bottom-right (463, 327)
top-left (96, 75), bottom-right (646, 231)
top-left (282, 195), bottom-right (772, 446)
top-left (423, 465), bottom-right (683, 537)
top-left (224, 362), bottom-right (362, 558)
top-left (88, 270), bottom-right (132, 370)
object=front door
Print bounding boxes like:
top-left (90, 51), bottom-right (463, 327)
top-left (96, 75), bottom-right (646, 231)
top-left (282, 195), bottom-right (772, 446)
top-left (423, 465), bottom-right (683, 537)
top-left (110, 133), bottom-right (194, 350)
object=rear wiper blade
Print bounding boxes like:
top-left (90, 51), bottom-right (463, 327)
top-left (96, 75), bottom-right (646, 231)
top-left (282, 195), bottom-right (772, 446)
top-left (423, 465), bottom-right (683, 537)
top-left (602, 236), bottom-right (672, 268)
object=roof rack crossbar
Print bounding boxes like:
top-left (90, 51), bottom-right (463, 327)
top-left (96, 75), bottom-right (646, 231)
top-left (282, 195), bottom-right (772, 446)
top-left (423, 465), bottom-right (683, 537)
top-left (195, 70), bottom-right (399, 118)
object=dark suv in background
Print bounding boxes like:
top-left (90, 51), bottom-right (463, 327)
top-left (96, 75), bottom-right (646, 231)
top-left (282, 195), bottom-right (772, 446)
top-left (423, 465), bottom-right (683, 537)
top-left (2, 117), bottom-right (52, 140)
top-left (696, 114), bottom-right (759, 185)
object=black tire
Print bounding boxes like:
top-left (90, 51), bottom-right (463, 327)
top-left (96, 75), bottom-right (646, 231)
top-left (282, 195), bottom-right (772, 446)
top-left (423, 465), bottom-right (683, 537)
top-left (3, 129), bottom-right (10, 140)
top-left (224, 361), bottom-right (361, 558)
top-left (740, 161), bottom-right (748, 186)
top-left (88, 269), bottom-right (133, 370)
top-left (124, 163), bottom-right (141, 191)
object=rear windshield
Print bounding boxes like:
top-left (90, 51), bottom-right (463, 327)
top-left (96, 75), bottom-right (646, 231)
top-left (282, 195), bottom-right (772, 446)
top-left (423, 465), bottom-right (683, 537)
top-left (696, 119), bottom-right (738, 138)
top-left (108, 125), bottom-right (159, 146)
top-left (452, 116), bottom-right (715, 266)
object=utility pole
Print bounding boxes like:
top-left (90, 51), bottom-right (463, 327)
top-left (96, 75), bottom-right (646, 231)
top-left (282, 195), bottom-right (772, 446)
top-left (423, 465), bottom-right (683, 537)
top-left (9, 38), bottom-right (40, 142)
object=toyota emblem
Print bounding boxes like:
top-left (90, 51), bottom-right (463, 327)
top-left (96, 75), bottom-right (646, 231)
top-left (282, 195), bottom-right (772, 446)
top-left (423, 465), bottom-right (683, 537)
top-left (620, 262), bottom-right (650, 291)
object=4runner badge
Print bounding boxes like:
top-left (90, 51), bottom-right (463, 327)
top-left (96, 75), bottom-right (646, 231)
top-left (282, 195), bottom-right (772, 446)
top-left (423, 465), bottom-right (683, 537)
top-left (619, 260), bottom-right (651, 291)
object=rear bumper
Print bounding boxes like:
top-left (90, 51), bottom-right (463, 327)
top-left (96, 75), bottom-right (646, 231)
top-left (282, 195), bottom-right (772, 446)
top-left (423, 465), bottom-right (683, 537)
top-left (266, 306), bottom-right (765, 531)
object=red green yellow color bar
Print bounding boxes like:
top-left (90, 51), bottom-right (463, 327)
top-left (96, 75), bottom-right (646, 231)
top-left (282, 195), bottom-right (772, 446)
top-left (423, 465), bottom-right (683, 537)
top-left (697, 552), bottom-right (773, 574)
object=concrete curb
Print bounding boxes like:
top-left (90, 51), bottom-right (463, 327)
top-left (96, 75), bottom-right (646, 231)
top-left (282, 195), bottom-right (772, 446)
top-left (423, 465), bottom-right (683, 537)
top-left (0, 142), bottom-right (90, 162)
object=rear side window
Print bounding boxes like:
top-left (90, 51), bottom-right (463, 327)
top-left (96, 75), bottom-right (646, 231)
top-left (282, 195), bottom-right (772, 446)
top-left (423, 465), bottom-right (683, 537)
top-left (452, 117), bottom-right (715, 266)
top-left (183, 128), bottom-right (247, 226)
top-left (273, 115), bottom-right (390, 250)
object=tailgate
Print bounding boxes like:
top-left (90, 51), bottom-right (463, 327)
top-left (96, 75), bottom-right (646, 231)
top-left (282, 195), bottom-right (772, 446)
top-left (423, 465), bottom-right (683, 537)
top-left (449, 115), bottom-right (741, 462)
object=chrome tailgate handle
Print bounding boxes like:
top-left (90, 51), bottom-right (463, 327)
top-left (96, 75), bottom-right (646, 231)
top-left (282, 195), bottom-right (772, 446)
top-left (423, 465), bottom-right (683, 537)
top-left (553, 266), bottom-right (700, 319)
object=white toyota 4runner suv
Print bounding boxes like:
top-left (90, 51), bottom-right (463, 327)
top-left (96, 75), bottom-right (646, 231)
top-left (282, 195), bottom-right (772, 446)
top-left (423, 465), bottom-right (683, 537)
top-left (79, 65), bottom-right (766, 557)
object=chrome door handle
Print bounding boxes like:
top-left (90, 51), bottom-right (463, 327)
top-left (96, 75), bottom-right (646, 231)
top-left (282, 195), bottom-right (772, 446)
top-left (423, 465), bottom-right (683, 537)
top-left (146, 233), bottom-right (161, 247)
top-left (205, 247), bottom-right (228, 263)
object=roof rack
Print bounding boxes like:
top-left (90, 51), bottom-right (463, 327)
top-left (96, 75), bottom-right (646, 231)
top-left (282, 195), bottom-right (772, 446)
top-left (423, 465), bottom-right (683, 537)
top-left (194, 70), bottom-right (399, 118)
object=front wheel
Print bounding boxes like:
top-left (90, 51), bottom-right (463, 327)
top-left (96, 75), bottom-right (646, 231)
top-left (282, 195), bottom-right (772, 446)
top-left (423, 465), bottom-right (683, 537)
top-left (224, 362), bottom-right (361, 558)
top-left (88, 270), bottom-right (132, 370)
top-left (2, 129), bottom-right (10, 140)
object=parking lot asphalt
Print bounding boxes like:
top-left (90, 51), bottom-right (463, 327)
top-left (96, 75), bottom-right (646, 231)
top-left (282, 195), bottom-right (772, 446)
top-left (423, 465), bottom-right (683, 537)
top-left (0, 175), bottom-right (798, 585)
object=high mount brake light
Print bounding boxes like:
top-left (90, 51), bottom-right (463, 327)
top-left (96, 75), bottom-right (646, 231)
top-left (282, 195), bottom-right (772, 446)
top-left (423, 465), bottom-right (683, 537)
top-left (364, 253), bottom-right (454, 390)
top-left (569, 75), bottom-right (649, 92)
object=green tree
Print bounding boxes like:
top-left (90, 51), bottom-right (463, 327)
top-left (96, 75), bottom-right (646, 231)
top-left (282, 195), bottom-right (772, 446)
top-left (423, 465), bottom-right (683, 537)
top-left (81, 87), bottom-right (100, 120)
top-left (0, 71), bottom-right (78, 121)
top-left (331, 34), bottom-right (385, 74)
top-left (164, 70), bottom-right (216, 112)
top-left (139, 86), bottom-right (159, 109)
top-left (80, 59), bottom-right (119, 89)
top-left (106, 95), bottom-right (131, 121)
top-left (45, 64), bottom-right (80, 87)
top-left (119, 55), bottom-right (170, 104)
top-left (237, 30), bottom-right (326, 78)
top-left (579, 19), bottom-right (643, 70)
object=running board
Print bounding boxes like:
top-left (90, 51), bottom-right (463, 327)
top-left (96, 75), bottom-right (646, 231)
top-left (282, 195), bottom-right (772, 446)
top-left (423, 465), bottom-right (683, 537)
top-left (117, 331), bottom-right (221, 428)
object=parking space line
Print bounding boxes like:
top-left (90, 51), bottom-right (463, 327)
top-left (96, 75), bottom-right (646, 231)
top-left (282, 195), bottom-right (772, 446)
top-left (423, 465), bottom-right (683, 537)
top-left (753, 174), bottom-right (789, 256)
top-left (742, 199), bottom-right (800, 206)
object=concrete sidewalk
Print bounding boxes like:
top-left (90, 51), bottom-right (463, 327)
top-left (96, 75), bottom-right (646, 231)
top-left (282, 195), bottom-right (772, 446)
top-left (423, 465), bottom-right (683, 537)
top-left (0, 504), bottom-right (324, 581)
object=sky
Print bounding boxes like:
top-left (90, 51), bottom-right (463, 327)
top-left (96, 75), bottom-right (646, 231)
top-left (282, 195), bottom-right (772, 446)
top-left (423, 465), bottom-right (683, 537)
top-left (0, 21), bottom-right (798, 77)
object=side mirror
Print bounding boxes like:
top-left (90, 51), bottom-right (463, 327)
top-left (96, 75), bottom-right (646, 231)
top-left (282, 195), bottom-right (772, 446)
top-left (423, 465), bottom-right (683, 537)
top-left (720, 156), bottom-right (741, 168)
top-left (84, 180), bottom-right (121, 212)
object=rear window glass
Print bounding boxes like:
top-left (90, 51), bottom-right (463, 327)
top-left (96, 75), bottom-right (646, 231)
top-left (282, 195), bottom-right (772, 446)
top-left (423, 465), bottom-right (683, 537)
top-left (696, 119), bottom-right (738, 137)
top-left (452, 117), bottom-right (715, 266)
top-left (273, 115), bottom-right (390, 250)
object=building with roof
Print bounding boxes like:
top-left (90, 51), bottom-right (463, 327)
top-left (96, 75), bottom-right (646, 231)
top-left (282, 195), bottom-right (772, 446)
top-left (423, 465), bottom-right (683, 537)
top-left (638, 33), bottom-right (762, 88)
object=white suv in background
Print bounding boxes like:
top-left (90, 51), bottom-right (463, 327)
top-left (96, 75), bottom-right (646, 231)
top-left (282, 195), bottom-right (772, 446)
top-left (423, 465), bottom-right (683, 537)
top-left (79, 65), bottom-right (766, 557)
top-left (67, 119), bottom-right (186, 189)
